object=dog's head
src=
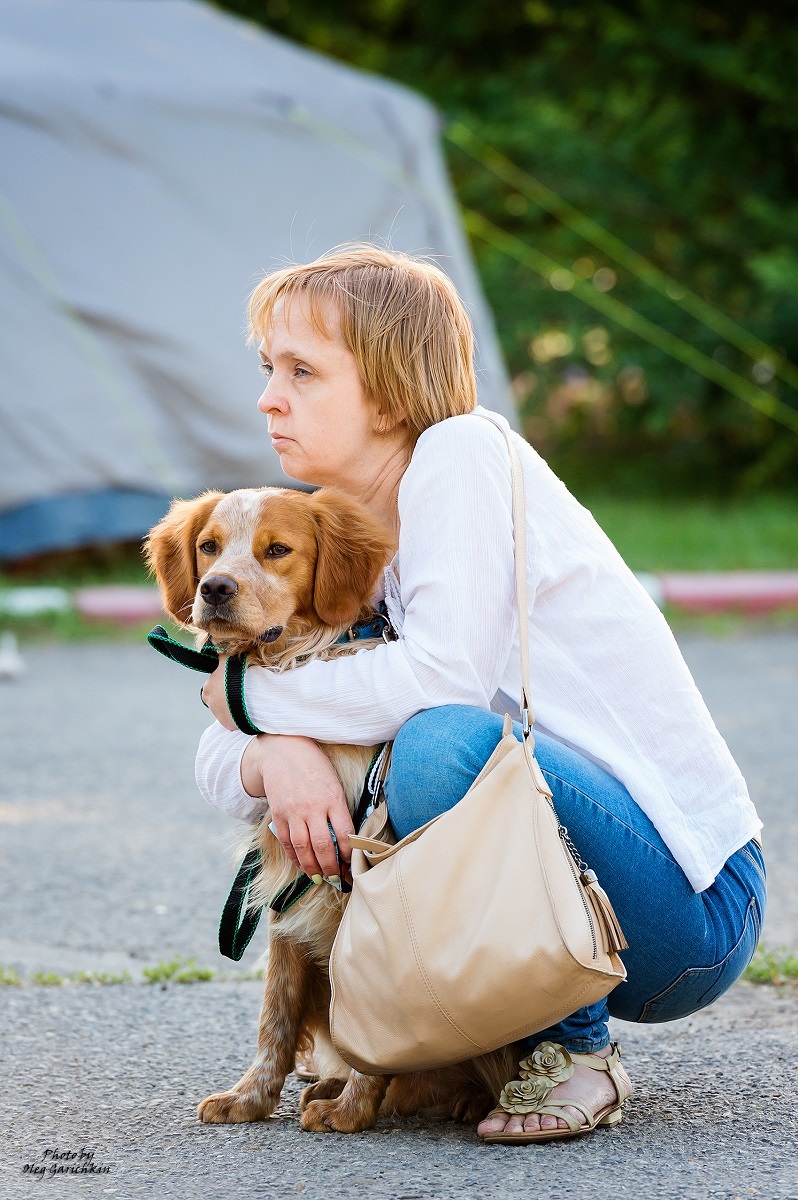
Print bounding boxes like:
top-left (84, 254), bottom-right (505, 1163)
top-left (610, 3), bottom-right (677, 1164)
top-left (145, 487), bottom-right (395, 653)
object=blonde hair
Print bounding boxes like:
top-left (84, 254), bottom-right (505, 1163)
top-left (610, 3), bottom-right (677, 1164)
top-left (248, 244), bottom-right (477, 444)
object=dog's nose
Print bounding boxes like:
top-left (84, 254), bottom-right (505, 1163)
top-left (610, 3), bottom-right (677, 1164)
top-left (200, 575), bottom-right (238, 606)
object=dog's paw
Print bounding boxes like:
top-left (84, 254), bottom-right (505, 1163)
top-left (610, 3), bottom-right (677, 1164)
top-left (299, 1077), bottom-right (347, 1111)
top-left (299, 1097), bottom-right (375, 1134)
top-left (450, 1087), bottom-right (493, 1125)
top-left (197, 1088), bottom-right (274, 1124)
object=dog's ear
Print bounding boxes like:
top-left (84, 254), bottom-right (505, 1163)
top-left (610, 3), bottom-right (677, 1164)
top-left (309, 490), bottom-right (396, 628)
top-left (144, 492), bottom-right (224, 626)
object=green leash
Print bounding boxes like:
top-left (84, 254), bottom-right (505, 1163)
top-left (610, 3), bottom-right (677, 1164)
top-left (147, 621), bottom-right (394, 960)
top-left (147, 625), bottom-right (260, 734)
top-left (217, 744), bottom-right (385, 961)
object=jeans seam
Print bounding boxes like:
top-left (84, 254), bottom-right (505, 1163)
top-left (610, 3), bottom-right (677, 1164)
top-left (739, 845), bottom-right (767, 888)
top-left (541, 768), bottom-right (677, 869)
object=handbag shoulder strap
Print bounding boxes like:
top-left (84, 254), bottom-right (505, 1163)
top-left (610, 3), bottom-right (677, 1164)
top-left (475, 411), bottom-right (553, 799)
top-left (474, 411), bottom-right (534, 735)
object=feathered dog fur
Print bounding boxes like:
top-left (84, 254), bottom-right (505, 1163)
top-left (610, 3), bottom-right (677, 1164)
top-left (146, 485), bottom-right (520, 1132)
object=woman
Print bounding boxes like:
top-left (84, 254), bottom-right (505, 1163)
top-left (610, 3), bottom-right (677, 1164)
top-left (199, 244), bottom-right (765, 1144)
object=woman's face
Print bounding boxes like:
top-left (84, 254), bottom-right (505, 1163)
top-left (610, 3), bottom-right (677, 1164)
top-left (257, 298), bottom-right (392, 489)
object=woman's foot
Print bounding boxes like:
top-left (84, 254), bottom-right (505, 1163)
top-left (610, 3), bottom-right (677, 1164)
top-left (477, 1044), bottom-right (632, 1137)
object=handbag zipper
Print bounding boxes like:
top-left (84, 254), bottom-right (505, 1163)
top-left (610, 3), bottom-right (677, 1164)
top-left (559, 825), bottom-right (597, 961)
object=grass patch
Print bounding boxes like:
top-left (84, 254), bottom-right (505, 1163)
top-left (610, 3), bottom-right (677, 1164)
top-left (743, 946), bottom-right (798, 986)
top-left (579, 493), bottom-right (798, 573)
top-left (30, 970), bottom-right (66, 986)
top-left (1, 541), bottom-right (148, 589)
top-left (142, 955), bottom-right (216, 985)
top-left (664, 605), bottom-right (798, 637)
top-left (0, 611), bottom-right (158, 644)
top-left (66, 969), bottom-right (132, 986)
top-left (0, 961), bottom-right (259, 986)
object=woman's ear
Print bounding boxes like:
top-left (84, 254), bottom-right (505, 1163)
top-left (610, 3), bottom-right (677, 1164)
top-left (309, 490), bottom-right (396, 628)
top-left (144, 491), bottom-right (224, 626)
top-left (372, 406), bottom-right (407, 435)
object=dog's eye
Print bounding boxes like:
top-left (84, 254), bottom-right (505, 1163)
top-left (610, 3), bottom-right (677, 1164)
top-left (199, 540), bottom-right (218, 555)
top-left (265, 543), bottom-right (292, 558)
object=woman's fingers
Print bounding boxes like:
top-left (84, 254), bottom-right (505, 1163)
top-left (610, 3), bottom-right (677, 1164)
top-left (328, 801), bottom-right (355, 865)
top-left (272, 815), bottom-right (302, 871)
top-left (201, 659), bottom-right (236, 730)
top-left (254, 735), bottom-right (357, 880)
top-left (283, 813), bottom-right (350, 881)
top-left (308, 819), bottom-right (342, 881)
top-left (287, 821), bottom-right (324, 880)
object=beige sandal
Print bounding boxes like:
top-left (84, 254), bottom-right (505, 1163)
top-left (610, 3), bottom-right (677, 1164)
top-left (480, 1041), bottom-right (630, 1145)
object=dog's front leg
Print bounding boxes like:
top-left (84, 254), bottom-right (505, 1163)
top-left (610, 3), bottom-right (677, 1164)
top-left (299, 1070), bottom-right (389, 1134)
top-left (198, 934), bottom-right (310, 1124)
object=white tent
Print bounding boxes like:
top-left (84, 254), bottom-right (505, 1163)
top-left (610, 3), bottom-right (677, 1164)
top-left (0, 0), bottom-right (514, 560)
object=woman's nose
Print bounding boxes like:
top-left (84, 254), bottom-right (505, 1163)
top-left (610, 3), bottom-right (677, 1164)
top-left (258, 385), bottom-right (286, 415)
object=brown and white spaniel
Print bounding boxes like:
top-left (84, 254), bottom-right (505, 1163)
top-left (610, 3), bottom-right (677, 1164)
top-left (146, 486), bottom-right (519, 1133)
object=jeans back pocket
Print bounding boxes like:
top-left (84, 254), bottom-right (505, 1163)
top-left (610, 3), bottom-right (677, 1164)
top-left (639, 895), bottom-right (761, 1024)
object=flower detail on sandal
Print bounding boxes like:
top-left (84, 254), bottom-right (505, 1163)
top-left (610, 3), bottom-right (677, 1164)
top-left (497, 1043), bottom-right (575, 1114)
top-left (519, 1042), bottom-right (574, 1085)
top-left (482, 1041), bottom-right (630, 1144)
top-left (498, 1076), bottom-right (554, 1114)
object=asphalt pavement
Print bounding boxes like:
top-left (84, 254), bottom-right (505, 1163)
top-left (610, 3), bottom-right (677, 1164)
top-left (1, 634), bottom-right (796, 1199)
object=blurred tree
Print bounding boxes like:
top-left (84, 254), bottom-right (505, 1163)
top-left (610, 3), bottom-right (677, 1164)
top-left (214, 0), bottom-right (798, 494)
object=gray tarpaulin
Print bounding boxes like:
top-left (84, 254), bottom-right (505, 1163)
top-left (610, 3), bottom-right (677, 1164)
top-left (0, 0), bottom-right (515, 560)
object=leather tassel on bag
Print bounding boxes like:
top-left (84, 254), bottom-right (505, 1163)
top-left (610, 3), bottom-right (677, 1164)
top-left (582, 871), bottom-right (629, 955)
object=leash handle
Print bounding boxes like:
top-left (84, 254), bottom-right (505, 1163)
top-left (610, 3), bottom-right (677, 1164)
top-left (224, 656), bottom-right (263, 735)
top-left (147, 625), bottom-right (220, 673)
top-left (147, 626), bottom-right (261, 735)
top-left (218, 847), bottom-right (264, 961)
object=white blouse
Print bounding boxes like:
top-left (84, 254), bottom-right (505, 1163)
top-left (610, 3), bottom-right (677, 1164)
top-left (195, 405), bottom-right (761, 892)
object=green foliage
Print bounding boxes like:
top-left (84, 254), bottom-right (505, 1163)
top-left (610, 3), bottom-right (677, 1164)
top-left (0, 542), bottom-right (148, 589)
top-left (0, 965), bottom-right (22, 986)
top-left (743, 946), bottom-right (798, 986)
top-left (0, 610), bottom-right (154, 643)
top-left (66, 969), bottom-right (132, 986)
top-left (582, 491), bottom-right (798, 571)
top-left (30, 971), bottom-right (65, 986)
top-left (143, 955), bottom-right (216, 984)
top-left (214, 0), bottom-right (798, 493)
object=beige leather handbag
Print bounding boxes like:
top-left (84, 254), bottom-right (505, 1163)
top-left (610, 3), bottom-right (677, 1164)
top-left (329, 414), bottom-right (628, 1076)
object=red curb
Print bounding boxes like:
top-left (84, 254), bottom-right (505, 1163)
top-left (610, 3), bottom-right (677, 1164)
top-left (69, 575), bottom-right (798, 625)
top-left (74, 586), bottom-right (164, 625)
top-left (661, 572), bottom-right (798, 614)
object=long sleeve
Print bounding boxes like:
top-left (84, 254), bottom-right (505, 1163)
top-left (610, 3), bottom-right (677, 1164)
top-left (195, 413), bottom-right (522, 819)
top-left (241, 414), bottom-right (518, 741)
top-left (195, 720), bottom-right (269, 823)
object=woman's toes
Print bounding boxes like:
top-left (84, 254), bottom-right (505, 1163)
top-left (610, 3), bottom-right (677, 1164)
top-left (563, 1104), bottom-right (586, 1128)
top-left (522, 1113), bottom-right (541, 1132)
top-left (540, 1114), bottom-right (559, 1130)
top-left (477, 1112), bottom-right (509, 1136)
top-left (504, 1114), bottom-right (527, 1135)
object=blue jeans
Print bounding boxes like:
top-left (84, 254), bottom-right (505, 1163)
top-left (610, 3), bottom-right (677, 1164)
top-left (384, 705), bottom-right (766, 1054)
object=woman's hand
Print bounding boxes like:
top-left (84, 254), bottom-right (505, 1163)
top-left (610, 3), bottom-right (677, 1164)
top-left (241, 734), bottom-right (353, 881)
top-left (201, 658), bottom-right (236, 731)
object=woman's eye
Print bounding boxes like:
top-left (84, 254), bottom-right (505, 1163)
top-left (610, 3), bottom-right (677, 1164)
top-left (265, 543), bottom-right (291, 558)
top-left (258, 362), bottom-right (273, 377)
top-left (294, 366), bottom-right (310, 378)
top-left (199, 541), bottom-right (217, 555)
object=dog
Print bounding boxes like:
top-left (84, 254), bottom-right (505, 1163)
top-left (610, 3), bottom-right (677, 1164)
top-left (146, 485), bottom-right (520, 1133)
